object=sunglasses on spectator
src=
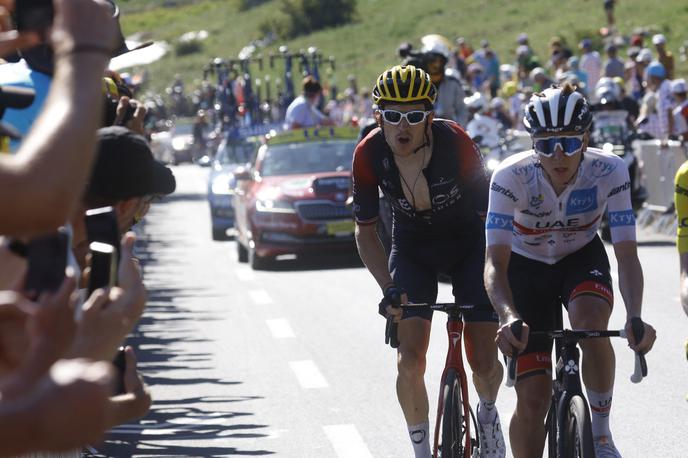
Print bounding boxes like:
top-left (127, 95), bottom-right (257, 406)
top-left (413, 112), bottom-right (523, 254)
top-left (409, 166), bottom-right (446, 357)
top-left (533, 135), bottom-right (585, 157)
top-left (380, 110), bottom-right (432, 125)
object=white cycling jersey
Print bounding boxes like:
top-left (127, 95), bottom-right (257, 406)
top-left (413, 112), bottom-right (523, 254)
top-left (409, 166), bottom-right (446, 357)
top-left (486, 147), bottom-right (635, 264)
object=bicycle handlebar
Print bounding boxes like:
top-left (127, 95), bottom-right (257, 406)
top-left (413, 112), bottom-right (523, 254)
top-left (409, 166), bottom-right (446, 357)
top-left (383, 303), bottom-right (472, 349)
top-left (504, 319), bottom-right (648, 387)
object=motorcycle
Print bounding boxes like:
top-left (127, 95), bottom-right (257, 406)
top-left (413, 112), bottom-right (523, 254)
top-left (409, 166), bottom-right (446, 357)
top-left (589, 108), bottom-right (648, 241)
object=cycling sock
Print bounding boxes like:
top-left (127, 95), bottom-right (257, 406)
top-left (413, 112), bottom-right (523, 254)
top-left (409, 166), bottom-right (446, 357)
top-left (408, 421), bottom-right (431, 458)
top-left (586, 388), bottom-right (613, 438)
top-left (477, 397), bottom-right (497, 423)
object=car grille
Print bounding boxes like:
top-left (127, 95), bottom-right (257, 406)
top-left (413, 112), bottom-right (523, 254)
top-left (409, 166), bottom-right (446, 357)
top-left (295, 201), bottom-right (351, 221)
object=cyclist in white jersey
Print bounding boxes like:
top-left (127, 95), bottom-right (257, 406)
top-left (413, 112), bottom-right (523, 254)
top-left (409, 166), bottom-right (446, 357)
top-left (483, 84), bottom-right (656, 458)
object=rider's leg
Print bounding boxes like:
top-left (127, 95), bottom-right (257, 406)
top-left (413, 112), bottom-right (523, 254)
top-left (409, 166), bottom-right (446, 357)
top-left (510, 373), bottom-right (552, 458)
top-left (397, 316), bottom-right (432, 457)
top-left (464, 321), bottom-right (503, 404)
top-left (568, 296), bottom-right (615, 439)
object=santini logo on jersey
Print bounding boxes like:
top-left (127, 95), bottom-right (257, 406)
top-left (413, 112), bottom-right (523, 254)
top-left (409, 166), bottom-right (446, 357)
top-left (491, 182), bottom-right (518, 202)
top-left (566, 187), bottom-right (597, 215)
top-left (607, 181), bottom-right (630, 198)
top-left (486, 212), bottom-right (514, 230)
top-left (608, 209), bottom-right (635, 227)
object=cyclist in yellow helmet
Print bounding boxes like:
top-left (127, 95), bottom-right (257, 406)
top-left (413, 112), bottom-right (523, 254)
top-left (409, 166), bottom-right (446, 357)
top-left (354, 65), bottom-right (506, 457)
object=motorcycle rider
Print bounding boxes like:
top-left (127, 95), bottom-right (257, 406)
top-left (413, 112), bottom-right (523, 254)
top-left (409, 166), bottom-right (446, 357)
top-left (464, 92), bottom-right (502, 151)
top-left (419, 34), bottom-right (468, 126)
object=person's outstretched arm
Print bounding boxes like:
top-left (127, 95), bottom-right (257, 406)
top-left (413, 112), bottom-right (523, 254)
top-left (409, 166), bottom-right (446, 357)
top-left (0, 0), bottom-right (117, 237)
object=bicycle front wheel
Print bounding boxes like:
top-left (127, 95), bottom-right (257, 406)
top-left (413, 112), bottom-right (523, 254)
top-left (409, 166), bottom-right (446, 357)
top-left (562, 395), bottom-right (595, 458)
top-left (439, 369), bottom-right (467, 458)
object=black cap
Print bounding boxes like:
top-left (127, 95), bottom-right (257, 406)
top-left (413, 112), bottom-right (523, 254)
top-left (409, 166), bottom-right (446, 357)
top-left (106, 0), bottom-right (154, 57)
top-left (87, 126), bottom-right (176, 200)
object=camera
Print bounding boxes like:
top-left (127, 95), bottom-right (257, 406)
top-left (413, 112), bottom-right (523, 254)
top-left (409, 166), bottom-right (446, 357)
top-left (15, 0), bottom-right (54, 32)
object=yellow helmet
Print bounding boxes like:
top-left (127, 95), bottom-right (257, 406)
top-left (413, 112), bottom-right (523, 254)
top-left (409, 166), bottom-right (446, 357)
top-left (372, 65), bottom-right (437, 107)
top-left (501, 81), bottom-right (518, 98)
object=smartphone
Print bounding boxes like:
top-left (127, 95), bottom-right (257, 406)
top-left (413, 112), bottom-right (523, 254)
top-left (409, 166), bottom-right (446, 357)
top-left (24, 229), bottom-right (68, 295)
top-left (15, 0), bottom-right (54, 32)
top-left (112, 346), bottom-right (127, 395)
top-left (85, 206), bottom-right (120, 258)
top-left (87, 241), bottom-right (118, 295)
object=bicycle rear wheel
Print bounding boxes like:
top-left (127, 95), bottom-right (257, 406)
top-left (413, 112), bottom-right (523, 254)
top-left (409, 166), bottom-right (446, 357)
top-left (562, 395), bottom-right (595, 458)
top-left (439, 369), bottom-right (467, 458)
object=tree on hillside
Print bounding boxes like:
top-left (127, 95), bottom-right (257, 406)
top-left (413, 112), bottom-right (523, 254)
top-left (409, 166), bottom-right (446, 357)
top-left (269, 0), bottom-right (357, 38)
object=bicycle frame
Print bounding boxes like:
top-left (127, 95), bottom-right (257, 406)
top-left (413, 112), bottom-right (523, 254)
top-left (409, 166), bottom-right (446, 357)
top-left (432, 310), bottom-right (473, 458)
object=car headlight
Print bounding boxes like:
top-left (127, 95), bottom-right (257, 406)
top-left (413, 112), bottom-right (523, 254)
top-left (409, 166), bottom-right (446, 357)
top-left (172, 137), bottom-right (188, 151)
top-left (211, 175), bottom-right (234, 195)
top-left (255, 199), bottom-right (295, 213)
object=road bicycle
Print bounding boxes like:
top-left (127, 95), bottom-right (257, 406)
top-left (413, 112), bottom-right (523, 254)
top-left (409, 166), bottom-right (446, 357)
top-left (386, 303), bottom-right (480, 458)
top-left (505, 316), bottom-right (647, 457)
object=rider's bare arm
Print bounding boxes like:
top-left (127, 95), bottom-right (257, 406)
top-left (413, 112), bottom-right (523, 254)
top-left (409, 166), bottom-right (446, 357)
top-left (613, 241), bottom-right (655, 353)
top-left (355, 223), bottom-right (393, 290)
top-left (484, 244), bottom-right (518, 324)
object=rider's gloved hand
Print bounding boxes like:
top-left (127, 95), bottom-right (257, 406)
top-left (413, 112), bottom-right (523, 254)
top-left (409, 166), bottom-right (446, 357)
top-left (378, 284), bottom-right (404, 318)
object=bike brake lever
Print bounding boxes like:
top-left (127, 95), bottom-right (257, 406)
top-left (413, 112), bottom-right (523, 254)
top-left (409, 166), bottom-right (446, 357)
top-left (506, 320), bottom-right (523, 388)
top-left (385, 316), bottom-right (400, 349)
top-left (630, 317), bottom-right (648, 382)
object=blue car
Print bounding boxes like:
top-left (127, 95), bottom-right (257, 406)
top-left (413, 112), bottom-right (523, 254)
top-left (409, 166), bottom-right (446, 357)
top-left (207, 136), bottom-right (260, 240)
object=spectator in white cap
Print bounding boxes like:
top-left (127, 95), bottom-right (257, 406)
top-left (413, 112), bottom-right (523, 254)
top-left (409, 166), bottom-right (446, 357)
top-left (671, 79), bottom-right (688, 141)
top-left (652, 33), bottom-right (674, 79)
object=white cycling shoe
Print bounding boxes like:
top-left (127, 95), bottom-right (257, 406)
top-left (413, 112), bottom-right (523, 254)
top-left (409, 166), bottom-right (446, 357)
top-left (594, 436), bottom-right (622, 458)
top-left (476, 404), bottom-right (506, 458)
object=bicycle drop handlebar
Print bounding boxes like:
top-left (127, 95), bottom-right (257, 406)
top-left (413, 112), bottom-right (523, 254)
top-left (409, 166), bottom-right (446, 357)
top-left (384, 303), bottom-right (473, 349)
top-left (504, 318), bottom-right (648, 387)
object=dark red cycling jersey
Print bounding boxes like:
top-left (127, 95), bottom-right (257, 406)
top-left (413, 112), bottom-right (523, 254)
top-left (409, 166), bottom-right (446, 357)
top-left (352, 119), bottom-right (488, 239)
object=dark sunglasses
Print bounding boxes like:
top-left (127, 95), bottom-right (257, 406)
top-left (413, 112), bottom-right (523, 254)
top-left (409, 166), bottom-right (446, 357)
top-left (380, 110), bottom-right (431, 125)
top-left (533, 135), bottom-right (585, 157)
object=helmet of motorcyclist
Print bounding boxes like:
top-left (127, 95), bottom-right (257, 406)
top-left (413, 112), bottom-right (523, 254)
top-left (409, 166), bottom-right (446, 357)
top-left (372, 65), bottom-right (437, 109)
top-left (490, 97), bottom-right (506, 111)
top-left (646, 61), bottom-right (666, 79)
top-left (523, 83), bottom-right (592, 136)
top-left (594, 77), bottom-right (621, 105)
top-left (420, 34), bottom-right (452, 61)
top-left (420, 34), bottom-right (452, 84)
top-left (464, 92), bottom-right (487, 113)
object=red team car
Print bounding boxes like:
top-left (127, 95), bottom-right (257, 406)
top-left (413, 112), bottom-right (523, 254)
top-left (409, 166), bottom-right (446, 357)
top-left (232, 127), bottom-right (359, 269)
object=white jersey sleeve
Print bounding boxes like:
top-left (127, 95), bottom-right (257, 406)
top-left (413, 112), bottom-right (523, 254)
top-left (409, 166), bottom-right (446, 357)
top-left (605, 155), bottom-right (636, 243)
top-left (486, 162), bottom-right (520, 247)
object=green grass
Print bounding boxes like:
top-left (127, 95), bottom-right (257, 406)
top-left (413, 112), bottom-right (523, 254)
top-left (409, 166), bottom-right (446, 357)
top-left (118, 0), bottom-right (688, 97)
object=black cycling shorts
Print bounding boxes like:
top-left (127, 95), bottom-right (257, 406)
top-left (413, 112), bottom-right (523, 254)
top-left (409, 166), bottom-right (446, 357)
top-left (507, 235), bottom-right (613, 380)
top-left (389, 233), bottom-right (497, 323)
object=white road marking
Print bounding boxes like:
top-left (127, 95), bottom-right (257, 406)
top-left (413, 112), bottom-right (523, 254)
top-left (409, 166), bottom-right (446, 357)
top-left (248, 290), bottom-right (273, 304)
top-left (235, 268), bottom-right (256, 282)
top-left (323, 424), bottom-right (373, 458)
top-left (266, 319), bottom-right (295, 338)
top-left (289, 360), bottom-right (329, 388)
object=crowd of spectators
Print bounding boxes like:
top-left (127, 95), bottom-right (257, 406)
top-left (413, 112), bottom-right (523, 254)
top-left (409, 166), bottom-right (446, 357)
top-left (0, 0), bottom-right (175, 455)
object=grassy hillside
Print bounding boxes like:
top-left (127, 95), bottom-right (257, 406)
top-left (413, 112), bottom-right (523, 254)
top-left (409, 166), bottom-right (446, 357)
top-left (118, 0), bottom-right (688, 96)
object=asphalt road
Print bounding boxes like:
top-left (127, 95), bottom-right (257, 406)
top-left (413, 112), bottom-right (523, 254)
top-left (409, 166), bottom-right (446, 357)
top-left (93, 164), bottom-right (688, 458)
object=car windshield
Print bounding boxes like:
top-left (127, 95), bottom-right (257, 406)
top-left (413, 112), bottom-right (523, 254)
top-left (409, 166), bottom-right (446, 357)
top-left (216, 141), bottom-right (255, 165)
top-left (261, 140), bottom-right (355, 177)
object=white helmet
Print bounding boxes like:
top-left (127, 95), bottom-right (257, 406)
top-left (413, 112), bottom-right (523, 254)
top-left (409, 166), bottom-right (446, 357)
top-left (420, 34), bottom-right (452, 60)
top-left (464, 92), bottom-right (487, 112)
top-left (594, 77), bottom-right (621, 103)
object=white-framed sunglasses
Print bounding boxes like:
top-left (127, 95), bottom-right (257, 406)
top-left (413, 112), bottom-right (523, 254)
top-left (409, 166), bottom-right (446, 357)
top-left (533, 135), bottom-right (586, 157)
top-left (379, 109), bottom-right (432, 125)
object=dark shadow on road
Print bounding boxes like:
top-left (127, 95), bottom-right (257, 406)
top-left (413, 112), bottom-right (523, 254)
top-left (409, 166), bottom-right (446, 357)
top-left (93, 216), bottom-right (275, 457)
